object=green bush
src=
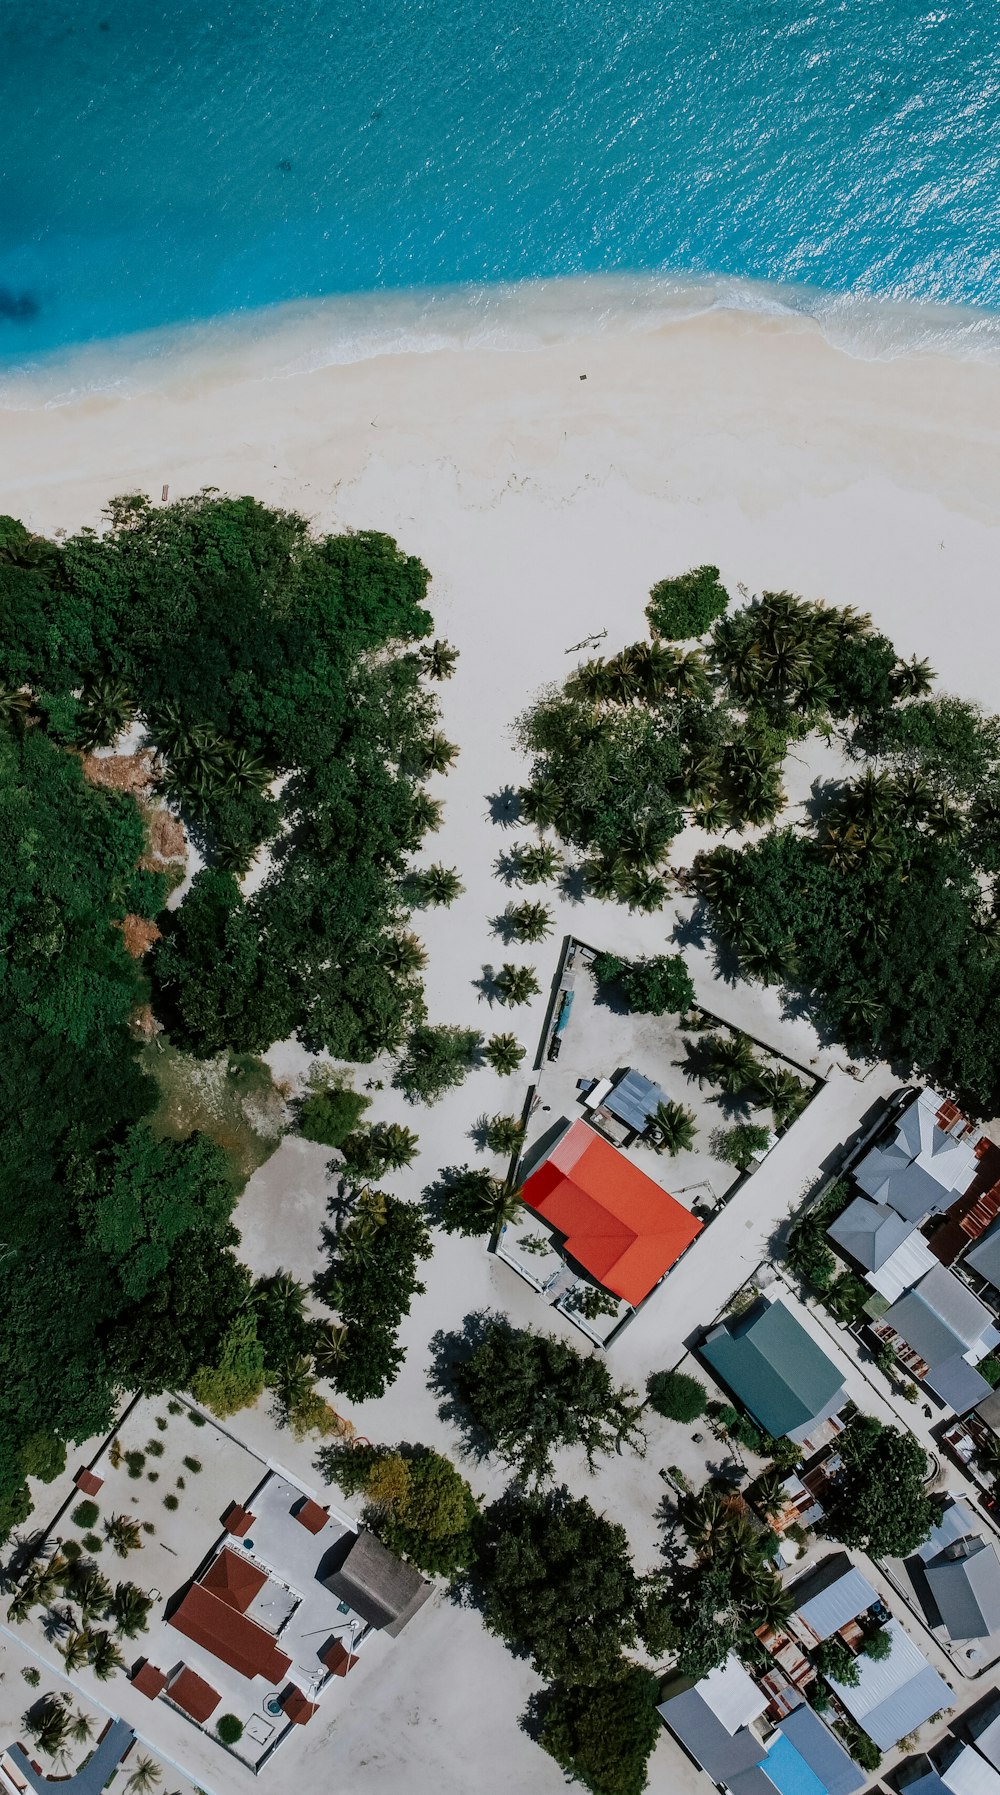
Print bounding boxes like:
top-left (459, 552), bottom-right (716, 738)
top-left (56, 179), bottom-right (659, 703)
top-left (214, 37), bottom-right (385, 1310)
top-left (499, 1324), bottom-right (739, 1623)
top-left (712, 1122), bottom-right (771, 1172)
top-left (298, 1084), bottom-right (369, 1148)
top-left (82, 1532), bottom-right (103, 1553)
top-left (216, 1715), bottom-right (244, 1745)
top-left (540, 1666), bottom-right (662, 1795)
top-left (163, 1494), bottom-right (179, 1512)
top-left (16, 1431), bottom-right (67, 1484)
top-left (646, 565), bottom-right (729, 640)
top-left (591, 951), bottom-right (627, 986)
top-left (861, 1626), bottom-right (892, 1661)
top-left (183, 1457), bottom-right (202, 1473)
top-left (145, 1439), bottom-right (164, 1457)
top-left (71, 1500), bottom-right (100, 1530)
top-left (979, 1355), bottom-right (1000, 1388)
top-left (646, 1370), bottom-right (708, 1423)
top-left (62, 1538), bottom-right (83, 1562)
top-left (124, 1450), bottom-right (146, 1479)
top-left (621, 954), bottom-right (695, 1017)
top-left (814, 1637), bottom-right (860, 1686)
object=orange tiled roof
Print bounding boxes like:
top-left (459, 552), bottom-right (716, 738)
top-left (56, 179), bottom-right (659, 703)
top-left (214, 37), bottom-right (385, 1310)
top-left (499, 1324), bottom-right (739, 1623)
top-left (520, 1119), bottom-right (702, 1306)
top-left (202, 1546), bottom-right (268, 1614)
top-left (169, 1583), bottom-right (292, 1685)
top-left (168, 1666), bottom-right (220, 1723)
top-left (294, 1498), bottom-right (329, 1534)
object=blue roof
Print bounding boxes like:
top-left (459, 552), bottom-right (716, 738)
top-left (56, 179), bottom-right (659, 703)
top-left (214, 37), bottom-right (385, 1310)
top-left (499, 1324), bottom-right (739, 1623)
top-left (778, 1704), bottom-right (866, 1795)
top-left (761, 1734), bottom-right (827, 1795)
top-left (702, 1300), bottom-right (846, 1439)
top-left (603, 1068), bottom-right (666, 1132)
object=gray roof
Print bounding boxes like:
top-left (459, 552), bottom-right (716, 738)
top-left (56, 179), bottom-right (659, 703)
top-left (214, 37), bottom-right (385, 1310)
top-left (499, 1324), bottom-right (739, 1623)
top-left (701, 1300), bottom-right (846, 1441)
top-left (778, 1703), bottom-right (866, 1795)
top-left (925, 1354), bottom-right (993, 1414)
top-left (855, 1090), bottom-right (977, 1223)
top-left (324, 1530), bottom-right (430, 1636)
top-left (899, 1775), bottom-right (951, 1795)
top-left (793, 1554), bottom-right (878, 1641)
top-left (657, 1685), bottom-right (767, 1782)
top-left (915, 1499), bottom-right (982, 1564)
top-left (8, 1718), bottom-right (135, 1795)
top-left (969, 1699), bottom-right (1000, 1770)
top-left (603, 1068), bottom-right (667, 1133)
top-left (884, 1265), bottom-right (992, 1369)
top-left (977, 1386), bottom-right (1000, 1437)
top-left (966, 1221), bottom-right (1000, 1289)
top-left (828, 1196), bottom-right (913, 1271)
top-left (825, 1618), bottom-right (952, 1750)
top-left (925, 1538), bottom-right (1000, 1640)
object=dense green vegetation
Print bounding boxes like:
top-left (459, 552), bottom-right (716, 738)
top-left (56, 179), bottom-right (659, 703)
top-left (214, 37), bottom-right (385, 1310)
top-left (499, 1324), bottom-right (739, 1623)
top-left (0, 495), bottom-right (451, 1534)
top-left (316, 1189), bottom-right (432, 1401)
top-left (453, 1319), bottom-right (645, 1482)
top-left (321, 1439), bottom-right (480, 1576)
top-left (821, 1415), bottom-right (934, 1558)
top-left (539, 1668), bottom-right (662, 1795)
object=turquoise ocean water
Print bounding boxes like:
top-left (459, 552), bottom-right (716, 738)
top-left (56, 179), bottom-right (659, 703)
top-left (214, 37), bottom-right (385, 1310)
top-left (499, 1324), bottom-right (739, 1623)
top-left (2, 0), bottom-right (999, 374)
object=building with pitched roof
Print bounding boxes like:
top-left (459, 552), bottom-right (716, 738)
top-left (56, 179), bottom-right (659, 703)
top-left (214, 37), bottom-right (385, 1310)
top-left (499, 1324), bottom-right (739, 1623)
top-left (518, 1118), bottom-right (702, 1307)
top-left (854, 1089), bottom-right (980, 1225)
top-left (937, 1742), bottom-right (1000, 1795)
top-left (701, 1299), bottom-right (847, 1443)
top-left (823, 1618), bottom-right (953, 1750)
top-left (790, 1555), bottom-right (879, 1645)
top-left (881, 1264), bottom-right (998, 1411)
top-left (911, 1499), bottom-right (1000, 1642)
top-left (827, 1195), bottom-right (938, 1302)
top-left (658, 1657), bottom-right (864, 1795)
top-left (325, 1530), bottom-right (431, 1637)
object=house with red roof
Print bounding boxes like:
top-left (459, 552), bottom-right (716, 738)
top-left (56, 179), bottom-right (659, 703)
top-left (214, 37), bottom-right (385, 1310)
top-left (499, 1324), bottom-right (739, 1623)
top-left (518, 1119), bottom-right (703, 1308)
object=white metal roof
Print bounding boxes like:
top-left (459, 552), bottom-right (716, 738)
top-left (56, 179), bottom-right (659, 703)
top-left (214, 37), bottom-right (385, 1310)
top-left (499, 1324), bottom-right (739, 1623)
top-left (941, 1745), bottom-right (1000, 1795)
top-left (699, 1654), bottom-right (769, 1734)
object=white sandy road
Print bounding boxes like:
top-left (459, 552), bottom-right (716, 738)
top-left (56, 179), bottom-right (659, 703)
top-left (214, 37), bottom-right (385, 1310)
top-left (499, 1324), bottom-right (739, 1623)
top-left (6, 307), bottom-right (1000, 1792)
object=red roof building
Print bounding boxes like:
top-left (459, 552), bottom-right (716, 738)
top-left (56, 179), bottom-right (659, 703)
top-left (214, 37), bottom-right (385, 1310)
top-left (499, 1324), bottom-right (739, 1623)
top-left (281, 1688), bottom-right (319, 1725)
top-left (294, 1498), bottom-right (329, 1535)
top-left (322, 1638), bottom-right (359, 1677)
top-left (202, 1547), bottom-right (268, 1612)
top-left (169, 1583), bottom-right (292, 1685)
top-left (74, 1468), bottom-right (103, 1497)
top-left (222, 1502), bottom-right (255, 1537)
top-left (168, 1666), bottom-right (220, 1724)
top-left (131, 1661), bottom-right (167, 1699)
top-left (519, 1119), bottom-right (703, 1306)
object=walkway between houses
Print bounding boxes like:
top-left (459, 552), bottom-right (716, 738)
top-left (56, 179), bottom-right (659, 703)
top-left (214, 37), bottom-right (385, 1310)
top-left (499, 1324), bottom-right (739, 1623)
top-left (7, 1718), bottom-right (134, 1795)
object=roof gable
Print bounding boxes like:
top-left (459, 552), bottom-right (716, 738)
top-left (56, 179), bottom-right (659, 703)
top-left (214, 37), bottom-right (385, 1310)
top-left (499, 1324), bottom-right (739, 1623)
top-left (520, 1120), bottom-right (702, 1305)
top-left (702, 1301), bottom-right (845, 1439)
top-left (926, 1539), bottom-right (1000, 1639)
top-left (168, 1583), bottom-right (293, 1684)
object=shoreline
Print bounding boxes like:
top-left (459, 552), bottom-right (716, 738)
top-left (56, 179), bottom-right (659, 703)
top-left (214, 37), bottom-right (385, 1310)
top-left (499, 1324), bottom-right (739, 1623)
top-left (7, 269), bottom-right (1000, 410)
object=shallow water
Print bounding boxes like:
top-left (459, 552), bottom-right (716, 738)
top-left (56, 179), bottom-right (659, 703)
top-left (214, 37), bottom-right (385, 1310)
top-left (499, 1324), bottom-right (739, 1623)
top-left (2, 1), bottom-right (999, 370)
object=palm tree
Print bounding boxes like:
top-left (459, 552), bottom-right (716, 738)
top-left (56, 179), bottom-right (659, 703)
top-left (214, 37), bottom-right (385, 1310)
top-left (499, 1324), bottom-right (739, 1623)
top-left (380, 932), bottom-right (427, 977)
top-left (407, 789), bottom-right (444, 842)
top-left (61, 1631), bottom-right (94, 1680)
top-left (581, 856), bottom-right (621, 901)
top-left (370, 1121), bottom-right (419, 1170)
top-left (7, 1569), bottom-right (42, 1625)
top-left (419, 639), bottom-right (459, 681)
top-left (744, 1569), bottom-right (794, 1633)
top-left (25, 1697), bottom-right (70, 1759)
top-left (112, 1582), bottom-right (153, 1640)
top-left (275, 1356), bottom-right (315, 1413)
top-left (219, 742), bottom-right (268, 795)
top-left (76, 672), bottom-right (136, 751)
top-left (681, 748), bottom-right (723, 808)
top-left (126, 1756), bottom-right (163, 1793)
top-left (418, 731), bottom-right (458, 775)
top-left (312, 1321), bottom-right (349, 1379)
top-left (926, 800), bottom-right (965, 845)
top-left (568, 657), bottom-right (616, 703)
top-left (646, 1100), bottom-right (697, 1156)
top-left (750, 1466), bottom-right (788, 1523)
top-left (679, 1488), bottom-right (741, 1558)
top-left (104, 1514), bottom-right (143, 1558)
top-left (752, 1065), bottom-right (810, 1129)
top-left (494, 963), bottom-right (541, 1006)
top-left (620, 640), bottom-right (677, 702)
top-left (69, 1567), bottom-right (113, 1624)
top-left (34, 1552), bottom-right (70, 1607)
top-left (0, 683), bottom-right (33, 730)
top-left (691, 794), bottom-right (731, 835)
top-left (519, 781), bottom-right (564, 829)
top-left (516, 842), bottom-right (563, 885)
top-left (503, 901), bottom-right (553, 943)
top-left (616, 868), bottom-right (669, 912)
top-left (737, 935), bottom-right (798, 988)
top-left (418, 863), bottom-right (464, 906)
top-left (68, 1709), bottom-right (95, 1747)
top-left (485, 1179), bottom-right (524, 1231)
top-left (704, 1032), bottom-right (761, 1096)
top-left (482, 1114), bottom-right (527, 1156)
top-left (483, 1032), bottom-right (525, 1075)
top-left (666, 649), bottom-right (712, 703)
top-left (88, 1630), bottom-right (126, 1681)
top-left (893, 655), bottom-right (934, 700)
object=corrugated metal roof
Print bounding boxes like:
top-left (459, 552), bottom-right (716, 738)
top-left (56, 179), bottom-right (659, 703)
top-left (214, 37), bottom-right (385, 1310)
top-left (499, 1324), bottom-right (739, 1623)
top-left (698, 1655), bottom-right (769, 1733)
top-left (794, 1559), bottom-right (878, 1641)
top-left (828, 1197), bottom-right (912, 1271)
top-left (825, 1619), bottom-right (952, 1750)
top-left (603, 1067), bottom-right (667, 1132)
top-left (702, 1300), bottom-right (845, 1440)
top-left (967, 1222), bottom-right (1000, 1288)
top-left (867, 1230), bottom-right (939, 1303)
top-left (657, 1686), bottom-right (768, 1782)
top-left (926, 1539), bottom-right (1000, 1640)
top-left (777, 1704), bottom-right (865, 1795)
top-left (761, 1733), bottom-right (827, 1795)
top-left (855, 1089), bottom-right (977, 1223)
top-left (915, 1499), bottom-right (980, 1564)
top-left (970, 1701), bottom-right (1000, 1771)
top-left (925, 1354), bottom-right (993, 1414)
top-left (940, 1744), bottom-right (1000, 1795)
top-left (885, 1265), bottom-right (992, 1370)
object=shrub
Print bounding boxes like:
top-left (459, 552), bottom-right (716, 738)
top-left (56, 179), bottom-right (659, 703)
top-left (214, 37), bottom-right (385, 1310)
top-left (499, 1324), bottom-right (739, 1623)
top-left (167, 1401), bottom-right (182, 1415)
top-left (591, 951), bottom-right (626, 986)
top-left (145, 1439), bottom-right (164, 1457)
top-left (155, 1416), bottom-right (167, 1431)
top-left (72, 1500), bottom-right (100, 1530)
top-left (21, 1666), bottom-right (40, 1687)
top-left (646, 565), bottom-right (729, 639)
top-left (16, 1431), bottom-right (67, 1484)
top-left (621, 954), bottom-right (695, 1017)
top-left (62, 1538), bottom-right (82, 1562)
top-left (712, 1123), bottom-right (771, 1171)
top-left (298, 1083), bottom-right (369, 1148)
top-left (124, 1450), bottom-right (146, 1479)
top-left (814, 1637), bottom-right (860, 1686)
top-left (163, 1494), bottom-right (179, 1511)
top-left (980, 1355), bottom-right (1000, 1388)
top-left (82, 1532), bottom-right (103, 1553)
top-left (646, 1370), bottom-right (708, 1424)
top-left (191, 1311), bottom-right (265, 1418)
top-left (861, 1625), bottom-right (892, 1661)
top-left (141, 1522), bottom-right (155, 1536)
top-left (393, 1024), bottom-right (481, 1104)
top-left (189, 1410), bottom-right (206, 1426)
top-left (183, 1457), bottom-right (202, 1473)
top-left (146, 1472), bottom-right (159, 1483)
top-left (216, 1715), bottom-right (244, 1745)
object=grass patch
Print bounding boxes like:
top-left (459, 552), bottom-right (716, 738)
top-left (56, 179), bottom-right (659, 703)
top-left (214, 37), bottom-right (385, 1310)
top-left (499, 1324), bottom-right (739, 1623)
top-left (142, 1041), bottom-right (287, 1180)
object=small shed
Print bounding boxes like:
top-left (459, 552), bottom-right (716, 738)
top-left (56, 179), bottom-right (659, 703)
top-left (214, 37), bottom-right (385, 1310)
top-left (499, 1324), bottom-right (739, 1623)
top-left (294, 1497), bottom-right (329, 1535)
top-left (325, 1530), bottom-right (431, 1637)
top-left (131, 1660), bottom-right (167, 1699)
top-left (168, 1666), bottom-right (221, 1724)
top-left (222, 1501), bottom-right (255, 1537)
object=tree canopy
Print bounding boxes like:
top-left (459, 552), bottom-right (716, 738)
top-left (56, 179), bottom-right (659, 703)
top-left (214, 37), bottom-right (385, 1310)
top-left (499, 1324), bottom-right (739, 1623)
top-left (539, 1667), bottom-right (662, 1795)
top-left (321, 1440), bottom-right (479, 1576)
top-left (822, 1415), bottom-right (934, 1558)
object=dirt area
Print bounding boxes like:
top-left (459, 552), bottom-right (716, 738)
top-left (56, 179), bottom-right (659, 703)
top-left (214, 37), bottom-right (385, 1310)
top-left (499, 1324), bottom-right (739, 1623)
top-left (143, 1043), bottom-right (290, 1181)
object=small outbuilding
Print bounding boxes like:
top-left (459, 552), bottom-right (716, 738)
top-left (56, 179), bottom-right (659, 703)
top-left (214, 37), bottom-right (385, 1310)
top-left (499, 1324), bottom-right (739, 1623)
top-left (324, 1530), bottom-right (431, 1637)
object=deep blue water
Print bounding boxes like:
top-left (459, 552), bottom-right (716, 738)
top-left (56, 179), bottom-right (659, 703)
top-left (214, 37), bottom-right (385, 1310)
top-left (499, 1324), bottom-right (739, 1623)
top-left (2, 0), bottom-right (999, 362)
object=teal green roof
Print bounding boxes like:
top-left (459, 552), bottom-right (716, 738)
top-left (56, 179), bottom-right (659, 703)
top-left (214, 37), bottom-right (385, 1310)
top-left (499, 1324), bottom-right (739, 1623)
top-left (702, 1300), bottom-right (845, 1438)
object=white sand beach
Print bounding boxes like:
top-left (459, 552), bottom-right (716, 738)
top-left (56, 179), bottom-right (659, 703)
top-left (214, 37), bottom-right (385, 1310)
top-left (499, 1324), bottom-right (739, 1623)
top-left (5, 304), bottom-right (1000, 1794)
